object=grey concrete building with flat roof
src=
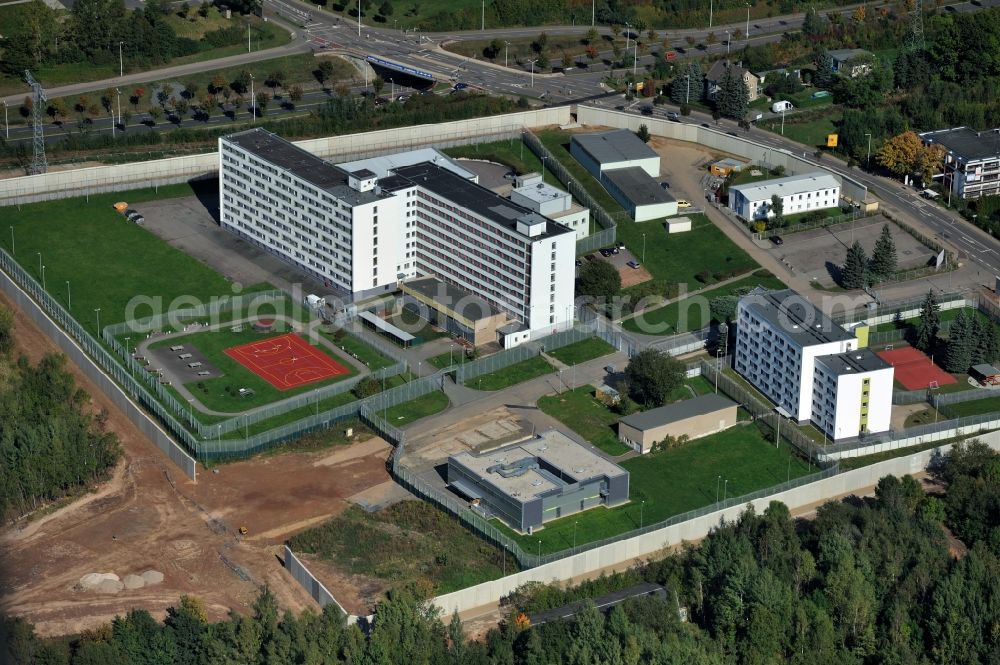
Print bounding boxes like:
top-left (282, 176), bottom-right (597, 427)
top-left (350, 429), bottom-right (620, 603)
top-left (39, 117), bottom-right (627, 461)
top-left (447, 430), bottom-right (630, 533)
top-left (921, 127), bottom-right (1000, 200)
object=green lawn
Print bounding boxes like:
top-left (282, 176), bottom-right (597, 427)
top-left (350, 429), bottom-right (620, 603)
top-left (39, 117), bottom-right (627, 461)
top-left (444, 138), bottom-right (546, 177)
top-left (500, 424), bottom-right (814, 554)
top-left (622, 270), bottom-right (786, 335)
top-left (472, 356), bottom-right (556, 391)
top-left (427, 346), bottom-right (478, 369)
top-left (319, 328), bottom-right (396, 370)
top-left (2, 184), bottom-right (267, 328)
top-left (537, 385), bottom-right (631, 456)
top-left (149, 329), bottom-right (358, 414)
top-left (759, 110), bottom-right (843, 149)
top-left (288, 500), bottom-right (516, 595)
top-left (0, 16), bottom-right (289, 96)
top-left (941, 397), bottom-right (1000, 419)
top-left (381, 391), bottom-right (450, 426)
top-left (617, 213), bottom-right (760, 290)
top-left (547, 338), bottom-right (616, 366)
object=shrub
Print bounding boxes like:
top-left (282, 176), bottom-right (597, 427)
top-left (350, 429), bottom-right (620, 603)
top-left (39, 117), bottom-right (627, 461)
top-left (695, 270), bottom-right (714, 284)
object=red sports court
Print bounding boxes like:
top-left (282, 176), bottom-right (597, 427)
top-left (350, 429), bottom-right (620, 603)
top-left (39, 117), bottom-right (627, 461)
top-left (224, 333), bottom-right (350, 391)
top-left (876, 346), bottom-right (956, 391)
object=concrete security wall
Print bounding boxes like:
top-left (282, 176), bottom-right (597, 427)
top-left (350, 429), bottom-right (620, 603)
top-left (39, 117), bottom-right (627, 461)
top-left (0, 108), bottom-right (572, 205)
top-left (862, 299), bottom-right (969, 328)
top-left (575, 106), bottom-right (869, 206)
top-left (283, 545), bottom-right (358, 623)
top-left (0, 267), bottom-right (198, 480)
top-left (429, 435), bottom-right (1000, 617)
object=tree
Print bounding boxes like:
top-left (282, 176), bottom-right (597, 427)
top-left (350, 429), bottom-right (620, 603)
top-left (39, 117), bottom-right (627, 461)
top-left (972, 316), bottom-right (999, 365)
top-left (802, 7), bottom-right (828, 38)
top-left (255, 91), bottom-right (270, 114)
top-left (624, 348), bottom-right (684, 407)
top-left (869, 224), bottom-right (897, 278)
top-left (717, 67), bottom-right (749, 120)
top-left (316, 59), bottom-right (336, 86)
top-left (576, 260), bottom-right (621, 299)
top-left (877, 131), bottom-right (923, 176)
top-left (584, 27), bottom-right (598, 44)
top-left (288, 85), bottom-right (303, 103)
top-left (769, 194), bottom-right (784, 227)
top-left (914, 290), bottom-right (941, 353)
top-left (265, 70), bottom-right (287, 93)
top-left (636, 124), bottom-right (650, 143)
top-left (813, 50), bottom-right (834, 89)
top-left (943, 309), bottom-right (974, 373)
top-left (841, 240), bottom-right (868, 289)
top-left (378, 0), bottom-right (392, 16)
top-left (372, 76), bottom-right (385, 96)
top-left (671, 61), bottom-right (701, 105)
top-left (916, 142), bottom-right (946, 182)
top-left (148, 105), bottom-right (164, 123)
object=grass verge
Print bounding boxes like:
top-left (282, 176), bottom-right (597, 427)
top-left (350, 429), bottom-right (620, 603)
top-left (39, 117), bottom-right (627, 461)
top-left (471, 356), bottom-right (555, 391)
top-left (381, 391), bottom-right (450, 427)
top-left (547, 338), bottom-right (616, 366)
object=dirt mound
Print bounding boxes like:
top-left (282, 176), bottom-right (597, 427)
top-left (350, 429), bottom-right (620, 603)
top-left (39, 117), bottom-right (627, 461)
top-left (141, 570), bottom-right (164, 585)
top-left (78, 573), bottom-right (119, 590)
top-left (122, 574), bottom-right (145, 590)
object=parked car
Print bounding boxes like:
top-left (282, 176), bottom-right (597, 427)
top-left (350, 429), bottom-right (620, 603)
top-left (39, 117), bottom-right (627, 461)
top-left (676, 200), bottom-right (692, 208)
top-left (599, 248), bottom-right (612, 257)
top-left (575, 258), bottom-right (583, 266)
top-left (616, 241), bottom-right (625, 249)
top-left (627, 260), bottom-right (641, 269)
top-left (770, 235), bottom-right (784, 246)
top-left (605, 365), bottom-right (616, 374)
top-left (611, 246), bottom-right (620, 254)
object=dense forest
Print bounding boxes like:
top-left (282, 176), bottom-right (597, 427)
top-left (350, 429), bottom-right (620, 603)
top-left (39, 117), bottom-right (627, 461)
top-left (0, 0), bottom-right (256, 77)
top-left (3, 440), bottom-right (998, 664)
top-left (0, 304), bottom-right (121, 523)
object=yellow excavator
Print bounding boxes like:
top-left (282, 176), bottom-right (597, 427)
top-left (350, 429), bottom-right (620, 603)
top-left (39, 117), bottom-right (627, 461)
top-left (238, 526), bottom-right (248, 536)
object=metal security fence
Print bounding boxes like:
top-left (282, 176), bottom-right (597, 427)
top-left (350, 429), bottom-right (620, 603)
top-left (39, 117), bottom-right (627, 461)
top-left (575, 226), bottom-right (617, 255)
top-left (455, 343), bottom-right (540, 384)
top-left (893, 388), bottom-right (931, 405)
top-left (754, 210), bottom-right (873, 238)
top-left (934, 387), bottom-right (1000, 409)
top-left (521, 130), bottom-right (618, 250)
top-left (826, 411), bottom-right (1000, 458)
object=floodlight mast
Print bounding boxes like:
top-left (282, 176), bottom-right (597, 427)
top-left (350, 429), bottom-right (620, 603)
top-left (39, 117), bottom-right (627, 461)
top-left (24, 70), bottom-right (48, 175)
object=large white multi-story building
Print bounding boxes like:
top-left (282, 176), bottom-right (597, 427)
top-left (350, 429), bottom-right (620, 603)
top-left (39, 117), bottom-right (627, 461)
top-left (920, 127), bottom-right (1000, 200)
top-left (728, 172), bottom-right (840, 221)
top-left (218, 129), bottom-right (576, 347)
top-left (734, 289), bottom-right (893, 440)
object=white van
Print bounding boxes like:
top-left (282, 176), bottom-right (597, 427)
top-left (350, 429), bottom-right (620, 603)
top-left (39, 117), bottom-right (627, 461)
top-left (771, 100), bottom-right (794, 113)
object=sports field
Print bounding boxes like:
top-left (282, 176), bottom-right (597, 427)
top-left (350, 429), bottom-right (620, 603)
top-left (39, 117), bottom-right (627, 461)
top-left (225, 333), bottom-right (351, 391)
top-left (876, 346), bottom-right (956, 391)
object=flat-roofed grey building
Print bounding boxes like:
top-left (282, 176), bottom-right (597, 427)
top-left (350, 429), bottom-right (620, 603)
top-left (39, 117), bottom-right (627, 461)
top-left (921, 127), bottom-right (1000, 200)
top-left (618, 394), bottom-right (738, 454)
top-left (447, 429), bottom-right (630, 533)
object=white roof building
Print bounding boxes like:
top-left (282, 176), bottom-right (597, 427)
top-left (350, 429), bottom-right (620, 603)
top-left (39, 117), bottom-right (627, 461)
top-left (728, 171), bottom-right (841, 221)
top-left (337, 147), bottom-right (478, 181)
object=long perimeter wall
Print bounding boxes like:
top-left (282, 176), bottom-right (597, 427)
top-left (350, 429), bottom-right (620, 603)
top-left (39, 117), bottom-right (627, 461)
top-left (0, 107), bottom-right (573, 205)
top-left (0, 260), bottom-right (198, 480)
top-left (427, 431), bottom-right (1000, 618)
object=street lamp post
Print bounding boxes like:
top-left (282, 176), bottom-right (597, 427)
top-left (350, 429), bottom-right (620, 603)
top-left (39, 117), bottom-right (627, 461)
top-left (715, 348), bottom-right (723, 393)
top-left (864, 132), bottom-right (872, 169)
top-left (529, 59), bottom-right (537, 87)
top-left (780, 108), bottom-right (786, 136)
top-left (724, 479), bottom-right (728, 502)
top-left (110, 104), bottom-right (116, 138)
top-left (716, 475), bottom-right (721, 503)
top-left (541, 155), bottom-right (548, 178)
top-left (2, 101), bottom-right (7, 139)
top-left (249, 24), bottom-right (252, 52)
top-left (119, 41), bottom-right (125, 77)
top-left (116, 89), bottom-right (122, 132)
top-left (640, 500), bottom-right (645, 528)
top-left (641, 232), bottom-right (646, 262)
top-left (481, 0), bottom-right (485, 31)
top-left (358, 2), bottom-right (362, 37)
top-left (725, 30), bottom-right (731, 55)
top-left (250, 74), bottom-right (255, 123)
top-left (745, 3), bottom-right (751, 47)
top-left (632, 37), bottom-right (638, 79)
top-left (94, 308), bottom-right (101, 336)
top-left (504, 40), bottom-right (510, 68)
top-left (685, 74), bottom-right (691, 105)
top-left (709, 0), bottom-right (713, 28)
top-left (36, 252), bottom-right (41, 274)
top-left (573, 521), bottom-right (578, 548)
top-left (9, 226), bottom-right (13, 256)
top-left (41, 265), bottom-right (45, 290)
top-left (591, 0), bottom-right (595, 26)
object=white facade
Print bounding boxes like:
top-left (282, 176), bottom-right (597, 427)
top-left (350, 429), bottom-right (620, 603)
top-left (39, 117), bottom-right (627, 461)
top-left (728, 172), bottom-right (840, 221)
top-left (813, 352), bottom-right (894, 440)
top-left (734, 289), bottom-right (892, 439)
top-left (219, 129), bottom-right (576, 345)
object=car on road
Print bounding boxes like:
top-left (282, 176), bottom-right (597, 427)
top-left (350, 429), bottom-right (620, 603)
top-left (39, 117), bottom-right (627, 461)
top-left (770, 235), bottom-right (784, 246)
top-left (726, 131), bottom-right (738, 137)
top-left (666, 111), bottom-right (680, 121)
top-left (676, 200), bottom-right (691, 208)
top-left (640, 105), bottom-right (653, 115)
top-left (627, 260), bottom-right (641, 269)
top-left (454, 82), bottom-right (468, 90)
top-left (700, 123), bottom-right (710, 128)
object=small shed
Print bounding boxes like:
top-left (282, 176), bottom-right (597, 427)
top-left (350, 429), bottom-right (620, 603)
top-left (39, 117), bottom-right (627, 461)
top-left (618, 394), bottom-right (738, 454)
top-left (710, 158), bottom-right (746, 177)
top-left (970, 363), bottom-right (1000, 386)
top-left (595, 383), bottom-right (621, 406)
top-left (666, 216), bottom-right (692, 234)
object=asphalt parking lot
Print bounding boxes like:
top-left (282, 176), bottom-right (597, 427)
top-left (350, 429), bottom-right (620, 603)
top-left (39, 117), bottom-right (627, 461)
top-left (145, 340), bottom-right (224, 386)
top-left (773, 217), bottom-right (936, 286)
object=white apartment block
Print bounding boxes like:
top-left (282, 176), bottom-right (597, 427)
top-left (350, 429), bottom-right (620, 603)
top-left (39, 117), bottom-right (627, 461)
top-left (728, 172), bottom-right (841, 221)
top-left (219, 129), bottom-right (576, 347)
top-left (813, 350), bottom-right (893, 440)
top-left (735, 289), bottom-right (893, 440)
top-left (921, 127), bottom-right (1000, 200)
